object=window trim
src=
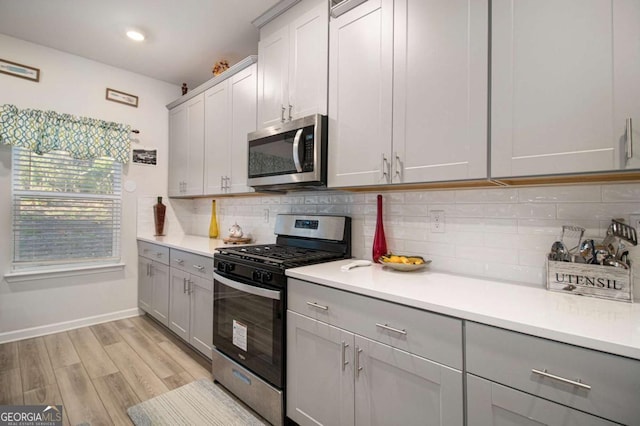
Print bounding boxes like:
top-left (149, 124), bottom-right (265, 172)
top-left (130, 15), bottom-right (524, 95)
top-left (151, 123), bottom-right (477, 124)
top-left (4, 262), bottom-right (126, 283)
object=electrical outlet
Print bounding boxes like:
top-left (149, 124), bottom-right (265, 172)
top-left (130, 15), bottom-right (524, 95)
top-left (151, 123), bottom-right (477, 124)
top-left (430, 210), bottom-right (445, 233)
top-left (264, 208), bottom-right (270, 223)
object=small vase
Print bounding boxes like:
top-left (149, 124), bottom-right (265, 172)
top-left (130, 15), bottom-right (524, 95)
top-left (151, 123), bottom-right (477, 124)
top-left (209, 200), bottom-right (219, 238)
top-left (372, 194), bottom-right (387, 263)
top-left (153, 196), bottom-right (166, 236)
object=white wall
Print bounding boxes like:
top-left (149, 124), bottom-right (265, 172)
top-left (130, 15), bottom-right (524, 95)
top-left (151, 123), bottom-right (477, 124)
top-left (0, 34), bottom-right (180, 340)
top-left (183, 183), bottom-right (640, 300)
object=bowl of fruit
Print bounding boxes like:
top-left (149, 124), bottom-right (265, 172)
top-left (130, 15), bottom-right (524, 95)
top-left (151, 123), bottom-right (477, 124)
top-left (379, 254), bottom-right (431, 271)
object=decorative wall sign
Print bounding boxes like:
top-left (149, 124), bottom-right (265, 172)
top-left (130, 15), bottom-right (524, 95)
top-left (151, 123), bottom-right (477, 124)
top-left (132, 148), bottom-right (157, 166)
top-left (0, 58), bottom-right (40, 82)
top-left (106, 88), bottom-right (139, 107)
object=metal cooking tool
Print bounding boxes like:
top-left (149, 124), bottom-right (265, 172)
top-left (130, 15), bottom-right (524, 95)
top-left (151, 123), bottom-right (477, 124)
top-left (603, 257), bottom-right (629, 269)
top-left (550, 241), bottom-right (570, 262)
top-left (561, 225), bottom-right (585, 254)
top-left (609, 219), bottom-right (638, 246)
top-left (578, 239), bottom-right (595, 264)
top-left (593, 247), bottom-right (610, 264)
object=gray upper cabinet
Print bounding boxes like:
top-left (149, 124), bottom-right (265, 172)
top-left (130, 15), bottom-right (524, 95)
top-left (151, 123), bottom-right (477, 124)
top-left (491, 0), bottom-right (640, 178)
top-left (392, 0), bottom-right (488, 183)
top-left (168, 95), bottom-right (205, 197)
top-left (257, 0), bottom-right (328, 129)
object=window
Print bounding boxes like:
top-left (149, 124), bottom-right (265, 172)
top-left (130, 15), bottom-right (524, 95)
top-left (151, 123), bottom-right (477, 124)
top-left (11, 147), bottom-right (122, 271)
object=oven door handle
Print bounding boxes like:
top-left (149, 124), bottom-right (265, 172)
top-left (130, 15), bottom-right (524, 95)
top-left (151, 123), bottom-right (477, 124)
top-left (213, 272), bottom-right (281, 300)
top-left (292, 128), bottom-right (304, 173)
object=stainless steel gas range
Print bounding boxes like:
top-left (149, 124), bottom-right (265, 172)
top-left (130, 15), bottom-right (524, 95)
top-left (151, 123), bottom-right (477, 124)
top-left (212, 214), bottom-right (352, 425)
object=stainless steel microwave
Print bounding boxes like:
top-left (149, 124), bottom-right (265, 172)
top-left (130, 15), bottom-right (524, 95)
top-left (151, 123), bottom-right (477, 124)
top-left (247, 114), bottom-right (327, 191)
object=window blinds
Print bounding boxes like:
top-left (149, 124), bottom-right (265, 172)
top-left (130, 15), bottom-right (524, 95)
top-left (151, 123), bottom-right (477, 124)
top-left (12, 147), bottom-right (122, 270)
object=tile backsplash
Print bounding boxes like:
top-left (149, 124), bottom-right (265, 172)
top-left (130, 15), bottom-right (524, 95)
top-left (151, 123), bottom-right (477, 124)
top-left (156, 182), bottom-right (640, 296)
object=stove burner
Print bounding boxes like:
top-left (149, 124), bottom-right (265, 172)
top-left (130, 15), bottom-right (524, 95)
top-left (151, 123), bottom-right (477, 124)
top-left (219, 244), bottom-right (344, 268)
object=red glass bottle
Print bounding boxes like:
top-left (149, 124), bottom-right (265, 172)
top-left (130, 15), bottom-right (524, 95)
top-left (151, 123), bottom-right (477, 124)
top-left (372, 194), bottom-right (387, 263)
top-left (153, 196), bottom-right (166, 236)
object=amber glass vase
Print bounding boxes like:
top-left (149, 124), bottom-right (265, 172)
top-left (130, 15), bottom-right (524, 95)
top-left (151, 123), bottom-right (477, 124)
top-left (209, 200), bottom-right (219, 238)
top-left (153, 196), bottom-right (166, 236)
top-left (372, 194), bottom-right (387, 263)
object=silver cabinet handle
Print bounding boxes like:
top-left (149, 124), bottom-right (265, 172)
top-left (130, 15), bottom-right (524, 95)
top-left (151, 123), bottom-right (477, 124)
top-left (627, 118), bottom-right (634, 160)
top-left (174, 258), bottom-right (184, 265)
top-left (394, 151), bottom-right (402, 180)
top-left (292, 128), bottom-right (304, 173)
top-left (288, 104), bottom-right (293, 121)
top-left (193, 265), bottom-right (205, 271)
top-left (183, 277), bottom-right (187, 293)
top-left (149, 264), bottom-right (153, 277)
top-left (225, 176), bottom-right (230, 190)
top-left (531, 369), bottom-right (591, 390)
top-left (306, 301), bottom-right (328, 310)
top-left (381, 154), bottom-right (389, 182)
top-left (341, 341), bottom-right (349, 371)
top-left (281, 105), bottom-right (286, 123)
top-left (156, 252), bottom-right (162, 258)
top-left (188, 279), bottom-right (193, 295)
top-left (220, 176), bottom-right (224, 191)
top-left (146, 263), bottom-right (150, 276)
top-left (376, 323), bottom-right (407, 335)
top-left (355, 346), bottom-right (363, 378)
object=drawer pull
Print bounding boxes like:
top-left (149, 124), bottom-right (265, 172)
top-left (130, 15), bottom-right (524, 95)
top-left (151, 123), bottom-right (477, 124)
top-left (376, 323), bottom-right (407, 336)
top-left (355, 347), bottom-right (363, 378)
top-left (306, 301), bottom-right (329, 311)
top-left (193, 265), bottom-right (205, 271)
top-left (532, 369), bottom-right (591, 390)
top-left (174, 258), bottom-right (184, 264)
top-left (156, 253), bottom-right (163, 258)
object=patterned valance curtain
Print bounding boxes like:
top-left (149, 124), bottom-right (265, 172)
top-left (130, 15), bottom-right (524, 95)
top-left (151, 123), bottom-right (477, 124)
top-left (0, 104), bottom-right (131, 163)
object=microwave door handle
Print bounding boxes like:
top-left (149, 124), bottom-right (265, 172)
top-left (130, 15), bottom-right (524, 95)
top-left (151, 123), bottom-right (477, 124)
top-left (292, 128), bottom-right (304, 173)
top-left (213, 272), bottom-right (281, 300)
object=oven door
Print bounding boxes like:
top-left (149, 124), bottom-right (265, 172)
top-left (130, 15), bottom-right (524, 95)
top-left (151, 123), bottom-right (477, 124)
top-left (213, 271), bottom-right (283, 388)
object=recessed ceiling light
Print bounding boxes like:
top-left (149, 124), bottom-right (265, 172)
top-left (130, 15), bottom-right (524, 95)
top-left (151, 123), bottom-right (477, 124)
top-left (126, 30), bottom-right (145, 42)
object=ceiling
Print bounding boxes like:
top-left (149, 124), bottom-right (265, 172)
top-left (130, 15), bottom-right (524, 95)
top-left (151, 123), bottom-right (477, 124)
top-left (0, 0), bottom-right (279, 89)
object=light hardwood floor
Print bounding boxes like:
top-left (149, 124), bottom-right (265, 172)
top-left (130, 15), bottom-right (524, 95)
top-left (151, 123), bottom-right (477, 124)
top-left (0, 315), bottom-right (213, 426)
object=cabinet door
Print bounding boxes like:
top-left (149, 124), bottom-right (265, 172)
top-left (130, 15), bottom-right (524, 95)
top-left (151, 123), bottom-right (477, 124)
top-left (228, 64), bottom-right (257, 194)
top-left (354, 335), bottom-right (463, 426)
top-left (168, 104), bottom-right (187, 197)
top-left (138, 256), bottom-right (152, 312)
top-left (257, 26), bottom-right (289, 129)
top-left (467, 374), bottom-right (617, 426)
top-left (184, 95), bottom-right (205, 195)
top-left (204, 81), bottom-right (230, 195)
top-left (491, 0), bottom-right (636, 177)
top-left (189, 275), bottom-right (213, 358)
top-left (287, 311), bottom-right (355, 426)
top-left (288, 3), bottom-right (329, 120)
top-left (150, 262), bottom-right (170, 326)
top-left (328, 0), bottom-right (393, 187)
top-left (168, 268), bottom-right (190, 340)
top-left (615, 0), bottom-right (640, 170)
top-left (393, 0), bottom-right (487, 183)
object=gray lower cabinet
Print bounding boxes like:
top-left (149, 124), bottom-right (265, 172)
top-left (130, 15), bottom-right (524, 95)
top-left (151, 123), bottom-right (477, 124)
top-left (168, 248), bottom-right (214, 358)
top-left (467, 374), bottom-right (617, 426)
top-left (137, 242), bottom-right (170, 326)
top-left (466, 322), bottom-right (640, 425)
top-left (287, 281), bottom-right (463, 426)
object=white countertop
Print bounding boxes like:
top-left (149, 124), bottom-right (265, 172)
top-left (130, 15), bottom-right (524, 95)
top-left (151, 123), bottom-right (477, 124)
top-left (286, 259), bottom-right (640, 361)
top-left (137, 234), bottom-right (229, 257)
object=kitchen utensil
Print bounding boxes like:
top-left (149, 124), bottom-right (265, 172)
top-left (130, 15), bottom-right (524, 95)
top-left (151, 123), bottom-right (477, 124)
top-left (593, 247), bottom-right (610, 264)
top-left (340, 260), bottom-right (372, 271)
top-left (603, 257), bottom-right (629, 269)
top-left (578, 239), bottom-right (595, 264)
top-left (609, 219), bottom-right (638, 246)
top-left (550, 241), bottom-right (570, 262)
top-left (561, 225), bottom-right (585, 254)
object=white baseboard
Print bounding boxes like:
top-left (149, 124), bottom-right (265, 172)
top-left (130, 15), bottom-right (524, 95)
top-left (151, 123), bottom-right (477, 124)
top-left (0, 308), bottom-right (143, 344)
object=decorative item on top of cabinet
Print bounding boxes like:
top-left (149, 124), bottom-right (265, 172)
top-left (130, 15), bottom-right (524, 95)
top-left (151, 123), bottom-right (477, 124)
top-left (257, 0), bottom-right (328, 129)
top-left (212, 60), bottom-right (229, 76)
top-left (153, 196), bottom-right (166, 236)
top-left (181, 83), bottom-right (188, 95)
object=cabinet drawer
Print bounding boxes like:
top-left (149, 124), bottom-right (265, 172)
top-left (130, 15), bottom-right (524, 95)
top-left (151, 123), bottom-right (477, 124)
top-left (170, 249), bottom-right (214, 279)
top-left (137, 241), bottom-right (169, 265)
top-left (466, 322), bottom-right (640, 425)
top-left (288, 278), bottom-right (462, 369)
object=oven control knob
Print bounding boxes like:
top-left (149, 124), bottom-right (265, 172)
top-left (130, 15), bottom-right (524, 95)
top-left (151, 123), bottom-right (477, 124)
top-left (252, 270), bottom-right (262, 281)
top-left (263, 272), bottom-right (273, 283)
